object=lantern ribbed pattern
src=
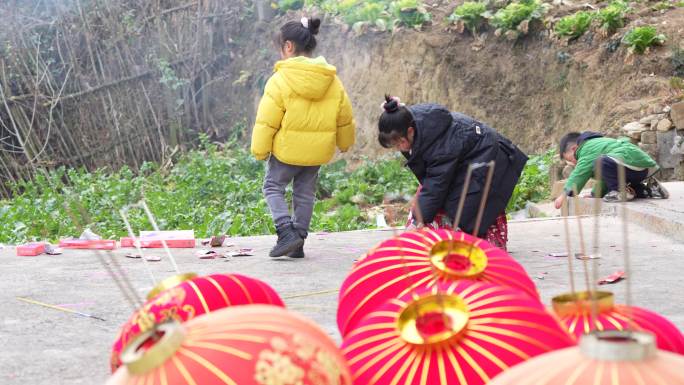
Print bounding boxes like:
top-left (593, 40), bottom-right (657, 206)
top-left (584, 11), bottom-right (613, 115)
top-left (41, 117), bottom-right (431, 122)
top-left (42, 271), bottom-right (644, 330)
top-left (108, 305), bottom-right (352, 385)
top-left (111, 273), bottom-right (284, 371)
top-left (489, 331), bottom-right (684, 385)
top-left (551, 290), bottom-right (684, 354)
top-left (341, 280), bottom-right (573, 385)
top-left (338, 228), bottom-right (538, 336)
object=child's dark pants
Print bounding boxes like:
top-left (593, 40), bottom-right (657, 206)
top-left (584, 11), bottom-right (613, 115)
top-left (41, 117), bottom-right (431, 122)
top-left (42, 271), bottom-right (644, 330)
top-left (598, 156), bottom-right (648, 194)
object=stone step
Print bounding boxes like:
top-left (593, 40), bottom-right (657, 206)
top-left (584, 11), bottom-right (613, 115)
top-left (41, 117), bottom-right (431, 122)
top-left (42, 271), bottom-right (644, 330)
top-left (529, 182), bottom-right (684, 240)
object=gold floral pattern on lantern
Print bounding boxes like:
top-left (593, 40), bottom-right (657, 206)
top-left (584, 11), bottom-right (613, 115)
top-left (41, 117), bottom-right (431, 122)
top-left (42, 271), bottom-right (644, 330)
top-left (254, 334), bottom-right (344, 385)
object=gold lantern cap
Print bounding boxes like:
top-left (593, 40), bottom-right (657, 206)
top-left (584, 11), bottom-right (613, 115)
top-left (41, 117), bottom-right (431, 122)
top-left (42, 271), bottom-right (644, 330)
top-left (429, 240), bottom-right (488, 278)
top-left (121, 321), bottom-right (186, 374)
top-left (397, 293), bottom-right (469, 345)
top-left (552, 290), bottom-right (614, 317)
top-left (580, 330), bottom-right (656, 362)
top-left (147, 273), bottom-right (198, 300)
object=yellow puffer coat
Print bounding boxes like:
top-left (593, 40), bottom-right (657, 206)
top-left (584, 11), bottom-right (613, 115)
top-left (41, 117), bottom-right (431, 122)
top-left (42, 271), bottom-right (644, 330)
top-left (250, 56), bottom-right (355, 166)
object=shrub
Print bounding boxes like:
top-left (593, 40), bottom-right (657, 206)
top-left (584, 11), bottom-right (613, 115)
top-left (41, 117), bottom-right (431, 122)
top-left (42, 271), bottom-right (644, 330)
top-left (343, 1), bottom-right (390, 27)
top-left (449, 2), bottom-right (488, 33)
top-left (622, 26), bottom-right (666, 54)
top-left (554, 11), bottom-right (594, 39)
top-left (389, 0), bottom-right (432, 29)
top-left (490, 0), bottom-right (548, 32)
top-left (596, 0), bottom-right (630, 34)
top-left (506, 149), bottom-right (555, 212)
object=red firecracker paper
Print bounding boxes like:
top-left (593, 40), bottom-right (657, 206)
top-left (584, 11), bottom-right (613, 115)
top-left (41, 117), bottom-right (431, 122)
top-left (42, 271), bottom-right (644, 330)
top-left (16, 242), bottom-right (45, 256)
top-left (598, 270), bottom-right (625, 285)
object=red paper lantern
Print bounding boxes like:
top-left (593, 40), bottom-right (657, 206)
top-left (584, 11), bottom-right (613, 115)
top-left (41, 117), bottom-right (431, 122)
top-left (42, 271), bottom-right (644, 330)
top-left (342, 280), bottom-right (574, 385)
top-left (111, 273), bottom-right (284, 371)
top-left (489, 330), bottom-right (684, 384)
top-left (338, 228), bottom-right (538, 336)
top-left (551, 290), bottom-right (684, 354)
top-left (108, 305), bottom-right (352, 385)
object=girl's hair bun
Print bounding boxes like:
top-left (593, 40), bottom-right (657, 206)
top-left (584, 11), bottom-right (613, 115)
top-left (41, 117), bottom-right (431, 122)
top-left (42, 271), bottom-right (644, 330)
top-left (383, 94), bottom-right (400, 113)
top-left (308, 18), bottom-right (321, 35)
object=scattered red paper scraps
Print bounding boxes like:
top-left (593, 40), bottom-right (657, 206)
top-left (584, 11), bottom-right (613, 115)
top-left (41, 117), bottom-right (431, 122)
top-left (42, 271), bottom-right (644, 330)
top-left (598, 270), bottom-right (626, 285)
top-left (16, 242), bottom-right (46, 256)
top-left (196, 249), bottom-right (221, 259)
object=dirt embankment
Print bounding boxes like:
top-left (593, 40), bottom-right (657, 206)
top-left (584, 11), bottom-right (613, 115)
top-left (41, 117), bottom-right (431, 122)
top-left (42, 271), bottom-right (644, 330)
top-left (228, 5), bottom-right (684, 160)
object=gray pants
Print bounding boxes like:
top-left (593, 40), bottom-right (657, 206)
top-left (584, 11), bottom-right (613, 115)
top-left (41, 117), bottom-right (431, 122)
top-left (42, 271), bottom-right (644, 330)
top-left (263, 156), bottom-right (320, 232)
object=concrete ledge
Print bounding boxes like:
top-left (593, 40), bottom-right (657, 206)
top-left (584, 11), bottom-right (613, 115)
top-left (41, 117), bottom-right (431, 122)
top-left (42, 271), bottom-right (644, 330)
top-left (528, 182), bottom-right (684, 240)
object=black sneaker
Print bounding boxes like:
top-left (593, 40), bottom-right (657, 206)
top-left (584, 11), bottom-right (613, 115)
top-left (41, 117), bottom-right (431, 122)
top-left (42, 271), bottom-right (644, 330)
top-left (603, 187), bottom-right (635, 203)
top-left (287, 229), bottom-right (307, 258)
top-left (288, 245), bottom-right (305, 258)
top-left (645, 177), bottom-right (669, 199)
top-left (269, 223), bottom-right (304, 258)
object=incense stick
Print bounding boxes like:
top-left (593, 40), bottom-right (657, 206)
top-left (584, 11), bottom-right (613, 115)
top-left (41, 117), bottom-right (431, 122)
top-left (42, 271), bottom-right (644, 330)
top-left (17, 296), bottom-right (106, 321)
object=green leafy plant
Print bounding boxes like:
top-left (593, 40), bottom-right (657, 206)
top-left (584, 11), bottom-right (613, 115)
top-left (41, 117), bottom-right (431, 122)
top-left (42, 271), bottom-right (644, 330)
top-left (390, 0), bottom-right (432, 28)
top-left (596, 0), bottom-right (630, 34)
top-left (449, 2), bottom-right (488, 33)
top-left (157, 59), bottom-right (187, 90)
top-left (651, 1), bottom-right (674, 11)
top-left (0, 145), bottom-right (418, 244)
top-left (343, 0), bottom-right (390, 28)
top-left (554, 11), bottom-right (594, 39)
top-left (506, 149), bottom-right (555, 212)
top-left (622, 26), bottom-right (666, 54)
top-left (490, 0), bottom-right (548, 33)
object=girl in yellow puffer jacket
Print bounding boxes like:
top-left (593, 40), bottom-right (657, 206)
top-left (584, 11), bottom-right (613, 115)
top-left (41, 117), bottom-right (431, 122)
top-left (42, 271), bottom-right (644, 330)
top-left (251, 17), bottom-right (355, 259)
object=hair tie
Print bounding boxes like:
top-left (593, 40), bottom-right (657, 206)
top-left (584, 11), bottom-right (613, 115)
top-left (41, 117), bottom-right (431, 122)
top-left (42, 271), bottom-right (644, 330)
top-left (301, 17), bottom-right (309, 29)
top-left (380, 96), bottom-right (404, 112)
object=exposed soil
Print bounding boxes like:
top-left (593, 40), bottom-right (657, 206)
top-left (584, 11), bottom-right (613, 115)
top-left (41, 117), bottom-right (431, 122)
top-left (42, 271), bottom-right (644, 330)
top-left (224, 3), bottom-right (684, 160)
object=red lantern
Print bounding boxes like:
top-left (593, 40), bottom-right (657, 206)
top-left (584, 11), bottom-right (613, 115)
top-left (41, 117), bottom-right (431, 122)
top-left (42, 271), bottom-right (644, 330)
top-left (551, 290), bottom-right (684, 354)
top-left (338, 228), bottom-right (538, 336)
top-left (111, 273), bottom-right (284, 371)
top-left (342, 280), bottom-right (573, 385)
top-left (489, 330), bottom-right (684, 384)
top-left (108, 305), bottom-right (352, 385)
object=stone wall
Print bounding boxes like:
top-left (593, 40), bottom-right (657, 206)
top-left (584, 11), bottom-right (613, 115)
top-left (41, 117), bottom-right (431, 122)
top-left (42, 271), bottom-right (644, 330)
top-left (621, 101), bottom-right (684, 180)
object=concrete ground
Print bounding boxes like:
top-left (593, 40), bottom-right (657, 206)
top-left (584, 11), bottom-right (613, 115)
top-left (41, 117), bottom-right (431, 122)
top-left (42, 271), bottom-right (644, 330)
top-left (2, 200), bottom-right (684, 384)
top-left (531, 182), bottom-right (684, 239)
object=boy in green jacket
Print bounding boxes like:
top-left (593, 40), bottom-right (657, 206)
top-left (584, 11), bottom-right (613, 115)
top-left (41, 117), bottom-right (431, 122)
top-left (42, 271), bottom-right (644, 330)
top-left (554, 131), bottom-right (668, 209)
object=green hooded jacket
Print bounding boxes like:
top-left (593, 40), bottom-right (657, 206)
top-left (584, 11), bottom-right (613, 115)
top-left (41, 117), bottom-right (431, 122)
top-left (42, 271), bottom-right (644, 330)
top-left (564, 132), bottom-right (657, 196)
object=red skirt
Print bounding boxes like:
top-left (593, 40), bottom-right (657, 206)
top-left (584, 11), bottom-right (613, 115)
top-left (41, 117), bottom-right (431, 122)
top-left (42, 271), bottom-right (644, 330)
top-left (406, 187), bottom-right (508, 250)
